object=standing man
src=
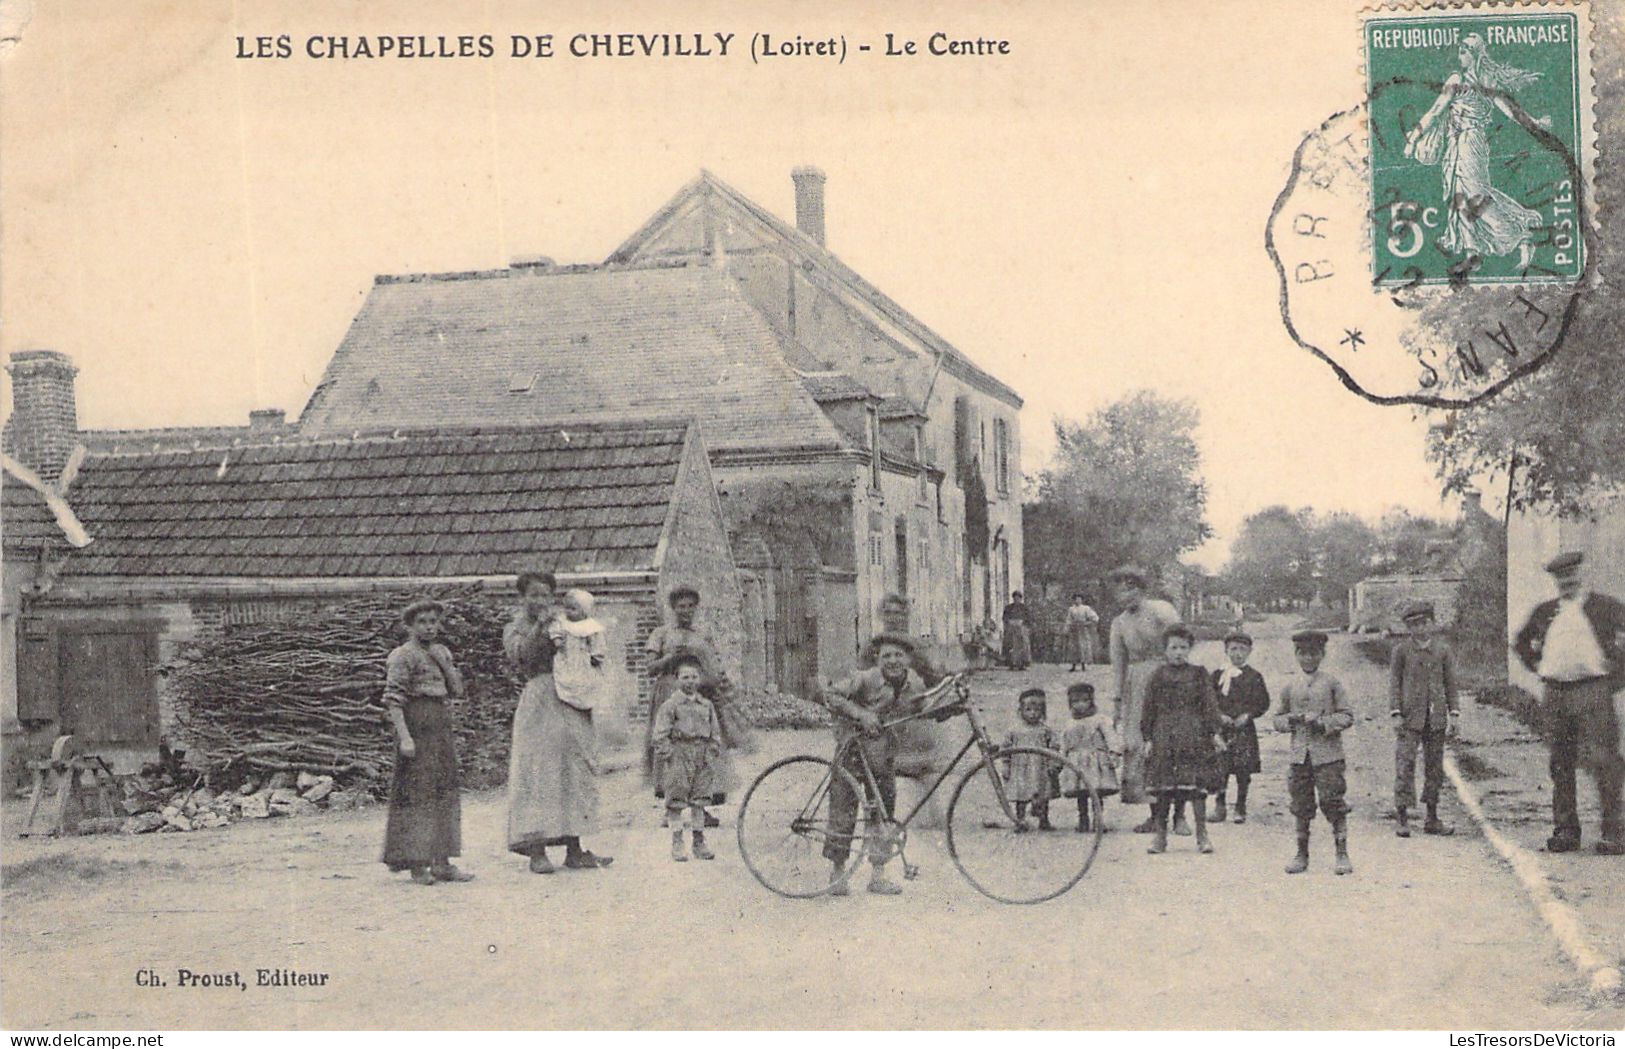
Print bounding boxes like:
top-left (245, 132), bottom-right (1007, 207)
top-left (1107, 566), bottom-right (1182, 830)
top-left (1513, 552), bottom-right (1625, 856)
top-left (1389, 601), bottom-right (1460, 839)
top-left (1002, 591), bottom-right (1034, 671)
top-left (1066, 593), bottom-right (1100, 672)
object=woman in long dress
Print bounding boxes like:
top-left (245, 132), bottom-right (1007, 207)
top-left (1405, 33), bottom-right (1552, 269)
top-left (505, 570), bottom-right (613, 874)
top-left (1107, 566), bottom-right (1182, 831)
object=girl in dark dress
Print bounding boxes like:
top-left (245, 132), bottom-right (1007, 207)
top-left (1141, 624), bottom-right (1226, 856)
top-left (1210, 631), bottom-right (1271, 824)
top-left (382, 600), bottom-right (472, 885)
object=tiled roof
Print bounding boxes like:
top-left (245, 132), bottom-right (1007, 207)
top-left (55, 423), bottom-right (692, 579)
top-left (82, 426), bottom-right (282, 455)
top-left (2, 469), bottom-right (64, 552)
top-left (878, 396), bottom-right (926, 420)
top-left (797, 370), bottom-right (874, 404)
top-left (610, 171), bottom-right (1022, 407)
top-left (297, 264), bottom-right (844, 454)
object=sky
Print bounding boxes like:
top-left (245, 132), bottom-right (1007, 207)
top-left (0, 0), bottom-right (1458, 569)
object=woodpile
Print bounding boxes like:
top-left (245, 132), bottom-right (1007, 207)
top-left (161, 585), bottom-right (525, 796)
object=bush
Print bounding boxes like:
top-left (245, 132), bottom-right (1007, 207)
top-left (1295, 606), bottom-right (1349, 632)
top-left (1474, 683), bottom-right (1543, 739)
top-left (736, 690), bottom-right (832, 730)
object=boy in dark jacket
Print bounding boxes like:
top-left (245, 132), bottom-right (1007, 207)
top-left (1389, 601), bottom-right (1460, 838)
top-left (1211, 631), bottom-right (1270, 824)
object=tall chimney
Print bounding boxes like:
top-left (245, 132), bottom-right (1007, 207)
top-left (3, 350), bottom-right (79, 482)
top-left (791, 166), bottom-right (827, 247)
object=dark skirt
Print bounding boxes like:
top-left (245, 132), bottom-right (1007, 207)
top-left (1145, 739), bottom-right (1224, 797)
top-left (1221, 721), bottom-right (1263, 775)
top-left (382, 697), bottom-right (462, 870)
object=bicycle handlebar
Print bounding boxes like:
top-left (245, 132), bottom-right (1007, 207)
top-left (876, 673), bottom-right (976, 731)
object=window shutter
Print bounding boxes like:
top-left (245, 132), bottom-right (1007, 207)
top-left (15, 622), bottom-right (58, 722)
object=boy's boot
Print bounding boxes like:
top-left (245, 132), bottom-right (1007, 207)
top-left (1036, 801), bottom-right (1054, 832)
top-left (868, 861), bottom-right (903, 895)
top-left (1396, 806), bottom-right (1411, 838)
top-left (691, 830), bottom-right (716, 861)
top-left (671, 829), bottom-right (689, 862)
top-left (1285, 819), bottom-right (1311, 874)
top-left (828, 862), bottom-right (851, 896)
top-left (1423, 803), bottom-right (1455, 836)
top-left (1234, 780), bottom-right (1249, 824)
top-left (1333, 818), bottom-right (1355, 875)
top-left (1146, 810), bottom-right (1169, 855)
top-left (1133, 808), bottom-right (1159, 834)
top-left (1194, 803), bottom-right (1214, 854)
top-left (1077, 797), bottom-right (1092, 833)
top-left (1172, 801), bottom-right (1192, 837)
top-left (1211, 793), bottom-right (1227, 824)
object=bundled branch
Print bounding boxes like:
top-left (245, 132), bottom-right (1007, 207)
top-left (164, 585), bottom-right (525, 791)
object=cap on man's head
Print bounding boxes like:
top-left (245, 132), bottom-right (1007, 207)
top-left (1545, 551), bottom-right (1584, 575)
top-left (1401, 600), bottom-right (1436, 623)
top-left (869, 632), bottom-right (916, 655)
top-left (1291, 629), bottom-right (1329, 649)
top-left (1224, 631), bottom-right (1254, 647)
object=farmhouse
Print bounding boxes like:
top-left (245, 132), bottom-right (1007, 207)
top-left (1, 358), bottom-right (737, 776)
top-left (298, 168), bottom-right (1025, 692)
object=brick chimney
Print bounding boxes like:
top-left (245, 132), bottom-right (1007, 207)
top-left (249, 408), bottom-right (286, 431)
top-left (3, 350), bottom-right (79, 482)
top-left (791, 166), bottom-right (827, 247)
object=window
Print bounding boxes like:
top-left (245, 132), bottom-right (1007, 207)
top-left (894, 517), bottom-right (909, 596)
top-left (935, 478), bottom-right (945, 522)
top-left (868, 533), bottom-right (885, 567)
top-left (994, 418), bottom-right (1011, 495)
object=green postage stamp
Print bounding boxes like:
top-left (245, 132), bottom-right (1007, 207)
top-left (1364, 3), bottom-right (1594, 285)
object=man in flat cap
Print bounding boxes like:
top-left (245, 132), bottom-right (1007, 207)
top-left (1389, 600), bottom-right (1459, 838)
top-left (1513, 552), bottom-right (1625, 855)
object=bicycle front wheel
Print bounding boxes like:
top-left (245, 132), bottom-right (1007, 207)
top-left (737, 755), bottom-right (868, 899)
top-left (945, 747), bottom-right (1103, 904)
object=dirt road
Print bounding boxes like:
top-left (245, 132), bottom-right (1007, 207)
top-left (4, 623), bottom-right (1622, 1030)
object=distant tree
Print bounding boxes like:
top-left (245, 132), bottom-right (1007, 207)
top-left (1227, 506), bottom-right (1316, 608)
top-left (1023, 391), bottom-right (1212, 597)
top-left (1313, 512), bottom-right (1379, 606)
top-left (1373, 508), bottom-right (1455, 574)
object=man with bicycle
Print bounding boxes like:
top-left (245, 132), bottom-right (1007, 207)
top-left (821, 634), bottom-right (930, 896)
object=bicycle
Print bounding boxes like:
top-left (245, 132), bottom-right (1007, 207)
top-left (736, 673), bottom-right (1105, 905)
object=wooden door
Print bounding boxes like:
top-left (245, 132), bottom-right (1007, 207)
top-left (772, 565), bottom-right (820, 701)
top-left (56, 625), bottom-right (159, 746)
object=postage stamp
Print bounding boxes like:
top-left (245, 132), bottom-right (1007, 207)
top-left (1364, 3), bottom-right (1594, 286)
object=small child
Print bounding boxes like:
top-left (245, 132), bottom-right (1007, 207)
top-left (550, 588), bottom-right (607, 713)
top-left (1211, 631), bottom-right (1271, 824)
top-left (1060, 682), bottom-right (1121, 833)
top-left (1273, 630), bottom-right (1356, 875)
top-left (1141, 624), bottom-right (1225, 855)
top-left (1003, 688), bottom-right (1058, 831)
top-left (652, 655), bottom-right (723, 862)
top-left (381, 599), bottom-right (472, 886)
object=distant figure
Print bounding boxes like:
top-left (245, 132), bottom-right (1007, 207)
top-left (1513, 552), bottom-right (1625, 856)
top-left (381, 599), bottom-right (471, 886)
top-left (1107, 565), bottom-right (1181, 822)
top-left (1211, 631), bottom-right (1270, 825)
top-left (1274, 630), bottom-right (1355, 876)
top-left (1389, 601), bottom-right (1459, 839)
top-left (1066, 594), bottom-right (1100, 671)
top-left (1002, 592), bottom-right (1033, 671)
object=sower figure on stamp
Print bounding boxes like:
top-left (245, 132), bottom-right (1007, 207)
top-left (819, 634), bottom-right (928, 896)
top-left (1107, 565), bottom-right (1182, 832)
top-left (1389, 601), bottom-right (1459, 839)
top-left (1274, 630), bottom-right (1356, 876)
top-left (1513, 552), bottom-right (1625, 856)
top-left (381, 599), bottom-right (472, 886)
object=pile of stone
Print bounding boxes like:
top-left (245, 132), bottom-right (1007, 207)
top-left (114, 770), bottom-right (374, 835)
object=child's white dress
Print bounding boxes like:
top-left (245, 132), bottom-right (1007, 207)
top-left (1061, 713), bottom-right (1122, 796)
top-left (550, 616), bottom-right (606, 713)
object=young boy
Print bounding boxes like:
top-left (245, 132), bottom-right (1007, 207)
top-left (1273, 630), bottom-right (1356, 875)
top-left (1389, 601), bottom-right (1460, 838)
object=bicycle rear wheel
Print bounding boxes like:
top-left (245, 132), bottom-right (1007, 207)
top-left (945, 747), bottom-right (1103, 904)
top-left (737, 755), bottom-right (868, 898)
